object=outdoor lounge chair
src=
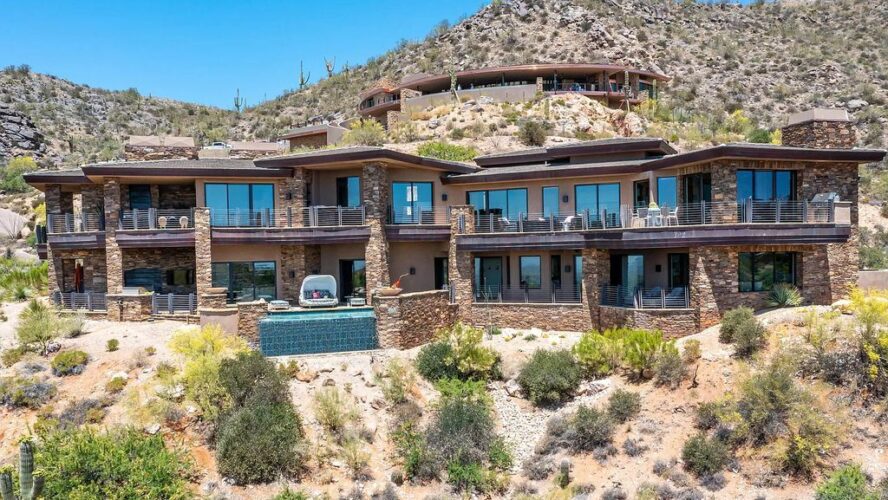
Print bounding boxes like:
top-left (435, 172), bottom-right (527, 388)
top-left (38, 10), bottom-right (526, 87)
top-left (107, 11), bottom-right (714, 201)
top-left (299, 274), bottom-right (338, 308)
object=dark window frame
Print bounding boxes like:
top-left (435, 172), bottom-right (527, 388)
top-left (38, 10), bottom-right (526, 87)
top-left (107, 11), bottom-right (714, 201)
top-left (211, 260), bottom-right (277, 302)
top-left (738, 252), bottom-right (796, 292)
top-left (392, 181), bottom-right (434, 223)
top-left (519, 255), bottom-right (542, 289)
top-left (466, 188), bottom-right (528, 219)
top-left (736, 170), bottom-right (797, 202)
top-left (542, 186), bottom-right (560, 217)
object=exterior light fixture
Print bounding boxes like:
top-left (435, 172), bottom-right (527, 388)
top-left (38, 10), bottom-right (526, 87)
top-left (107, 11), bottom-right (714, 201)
top-left (562, 195), bottom-right (569, 203)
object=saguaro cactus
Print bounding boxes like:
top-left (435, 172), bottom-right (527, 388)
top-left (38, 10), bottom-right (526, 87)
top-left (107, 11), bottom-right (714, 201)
top-left (0, 440), bottom-right (43, 500)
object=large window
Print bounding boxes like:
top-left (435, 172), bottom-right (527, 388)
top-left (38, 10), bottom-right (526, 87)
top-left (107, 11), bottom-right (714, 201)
top-left (736, 170), bottom-right (796, 202)
top-left (211, 261), bottom-right (276, 302)
top-left (519, 256), bottom-right (541, 288)
top-left (657, 177), bottom-right (677, 208)
top-left (336, 177), bottom-right (361, 207)
top-left (542, 186), bottom-right (560, 217)
top-left (392, 181), bottom-right (433, 223)
top-left (575, 183), bottom-right (620, 225)
top-left (467, 188), bottom-right (528, 220)
top-left (738, 252), bottom-right (796, 292)
top-left (205, 183), bottom-right (275, 226)
top-left (128, 185), bottom-right (152, 210)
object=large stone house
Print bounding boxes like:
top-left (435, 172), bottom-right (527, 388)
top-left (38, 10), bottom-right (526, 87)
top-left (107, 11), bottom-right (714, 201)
top-left (25, 110), bottom-right (885, 345)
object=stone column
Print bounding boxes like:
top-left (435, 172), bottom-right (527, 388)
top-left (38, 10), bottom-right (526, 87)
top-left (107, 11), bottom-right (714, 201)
top-left (279, 168), bottom-right (306, 228)
top-left (689, 246), bottom-right (719, 330)
top-left (362, 162), bottom-right (391, 300)
top-left (46, 248), bottom-right (63, 293)
top-left (103, 177), bottom-right (123, 294)
top-left (45, 184), bottom-right (62, 214)
top-left (448, 206), bottom-right (475, 322)
top-left (281, 245), bottom-right (307, 302)
top-left (194, 207), bottom-right (213, 305)
top-left (535, 76), bottom-right (544, 94)
top-left (581, 248), bottom-right (609, 330)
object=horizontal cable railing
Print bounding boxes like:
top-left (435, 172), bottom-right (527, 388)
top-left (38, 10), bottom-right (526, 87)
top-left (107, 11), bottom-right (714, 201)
top-left (151, 293), bottom-right (197, 314)
top-left (119, 209), bottom-right (194, 230)
top-left (466, 200), bottom-right (833, 234)
top-left (473, 282), bottom-right (583, 304)
top-left (387, 206), bottom-right (451, 225)
top-left (600, 285), bottom-right (690, 309)
top-left (46, 213), bottom-right (104, 234)
top-left (52, 291), bottom-right (107, 311)
top-left (543, 82), bottom-right (599, 92)
top-left (209, 206), bottom-right (366, 228)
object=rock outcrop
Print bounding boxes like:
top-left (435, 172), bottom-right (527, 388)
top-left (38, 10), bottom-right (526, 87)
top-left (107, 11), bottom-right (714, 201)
top-left (0, 104), bottom-right (46, 159)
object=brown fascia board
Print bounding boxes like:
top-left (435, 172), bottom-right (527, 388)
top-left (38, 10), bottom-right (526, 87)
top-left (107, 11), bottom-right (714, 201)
top-left (23, 171), bottom-right (91, 185)
top-left (254, 148), bottom-right (480, 174)
top-left (79, 165), bottom-right (292, 178)
top-left (474, 139), bottom-right (677, 167)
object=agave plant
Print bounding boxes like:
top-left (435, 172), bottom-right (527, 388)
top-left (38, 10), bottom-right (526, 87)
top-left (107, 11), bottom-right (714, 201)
top-left (766, 283), bottom-right (803, 308)
top-left (0, 439), bottom-right (43, 500)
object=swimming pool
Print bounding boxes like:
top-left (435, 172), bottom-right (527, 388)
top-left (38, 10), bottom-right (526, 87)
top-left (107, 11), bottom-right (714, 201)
top-left (259, 307), bottom-right (377, 356)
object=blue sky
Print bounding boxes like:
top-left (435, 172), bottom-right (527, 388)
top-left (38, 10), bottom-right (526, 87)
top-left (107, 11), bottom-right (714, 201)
top-left (5, 1), bottom-right (755, 109)
top-left (2, 0), bottom-right (487, 109)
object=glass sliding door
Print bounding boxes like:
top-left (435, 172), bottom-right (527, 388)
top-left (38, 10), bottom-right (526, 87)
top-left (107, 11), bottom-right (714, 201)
top-left (205, 183), bottom-right (275, 226)
top-left (211, 261), bottom-right (277, 302)
top-left (633, 180), bottom-right (649, 208)
top-left (473, 257), bottom-right (502, 298)
top-left (336, 177), bottom-right (361, 207)
top-left (656, 176), bottom-right (677, 209)
top-left (339, 260), bottom-right (366, 300)
top-left (543, 187), bottom-right (559, 217)
top-left (575, 183), bottom-right (621, 227)
top-left (391, 181), bottom-right (433, 223)
top-left (519, 256), bottom-right (541, 288)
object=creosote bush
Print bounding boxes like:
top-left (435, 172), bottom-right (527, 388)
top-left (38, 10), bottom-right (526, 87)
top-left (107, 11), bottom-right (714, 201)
top-left (815, 463), bottom-right (881, 500)
top-left (682, 339), bottom-right (702, 364)
top-left (342, 118), bottom-right (387, 146)
top-left (517, 119), bottom-right (551, 146)
top-left (51, 350), bottom-right (88, 376)
top-left (516, 349), bottom-right (581, 406)
top-left (377, 358), bottom-right (417, 405)
top-left (719, 306), bottom-right (755, 343)
top-left (607, 389), bottom-right (642, 423)
top-left (415, 322), bottom-right (498, 382)
top-left (106, 338), bottom-right (119, 352)
top-left (653, 343), bottom-right (686, 389)
top-left (416, 141), bottom-right (478, 162)
top-left (681, 433), bottom-right (731, 477)
top-left (314, 386), bottom-right (359, 436)
top-left (574, 328), bottom-right (672, 381)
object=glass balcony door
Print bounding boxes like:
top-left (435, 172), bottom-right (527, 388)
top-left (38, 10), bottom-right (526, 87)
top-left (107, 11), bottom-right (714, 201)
top-left (392, 181), bottom-right (432, 223)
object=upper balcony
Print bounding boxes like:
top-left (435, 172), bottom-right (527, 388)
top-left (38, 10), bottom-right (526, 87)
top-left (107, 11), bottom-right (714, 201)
top-left (385, 206), bottom-right (451, 241)
top-left (46, 213), bottom-right (106, 249)
top-left (209, 206), bottom-right (369, 244)
top-left (116, 209), bottom-right (196, 248)
top-left (458, 200), bottom-right (851, 251)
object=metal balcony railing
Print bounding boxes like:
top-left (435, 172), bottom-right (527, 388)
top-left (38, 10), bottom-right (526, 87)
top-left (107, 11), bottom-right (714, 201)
top-left (119, 209), bottom-right (194, 230)
top-left (466, 200), bottom-right (834, 234)
top-left (600, 285), bottom-right (690, 310)
top-left (473, 282), bottom-right (583, 304)
top-left (151, 293), bottom-right (197, 314)
top-left (52, 291), bottom-right (107, 311)
top-left (387, 206), bottom-right (451, 225)
top-left (209, 206), bottom-right (366, 228)
top-left (46, 213), bottom-right (104, 234)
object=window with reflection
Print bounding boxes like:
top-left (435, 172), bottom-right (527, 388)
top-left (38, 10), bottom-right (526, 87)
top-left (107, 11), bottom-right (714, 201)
top-left (205, 183), bottom-right (275, 226)
top-left (656, 177), bottom-right (677, 208)
top-left (211, 261), bottom-right (277, 302)
top-left (738, 252), bottom-right (795, 292)
top-left (466, 188), bottom-right (527, 220)
top-left (519, 256), bottom-right (541, 288)
top-left (392, 181), bottom-right (433, 223)
top-left (575, 183), bottom-right (621, 226)
top-left (736, 170), bottom-right (796, 202)
top-left (542, 186), bottom-right (560, 217)
top-left (336, 177), bottom-right (361, 207)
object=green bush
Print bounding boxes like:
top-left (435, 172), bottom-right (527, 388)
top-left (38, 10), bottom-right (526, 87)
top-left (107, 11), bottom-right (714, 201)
top-left (719, 306), bottom-right (755, 343)
top-left (51, 350), bottom-right (88, 376)
top-left (516, 349), bottom-right (581, 406)
top-left (815, 463), bottom-right (877, 500)
top-left (1, 346), bottom-right (26, 367)
top-left (342, 118), bottom-right (386, 146)
top-left (737, 360), bottom-right (806, 445)
top-left (622, 329), bottom-right (668, 380)
top-left (766, 283), bottom-right (803, 308)
top-left (570, 406), bottom-right (615, 451)
top-left (0, 156), bottom-right (37, 193)
top-left (274, 488), bottom-right (309, 500)
top-left (681, 433), bottom-right (731, 477)
top-left (16, 300), bottom-right (62, 355)
top-left (435, 378), bottom-right (491, 406)
top-left (219, 350), bottom-right (289, 409)
top-left (746, 128), bottom-right (773, 144)
top-left (573, 330), bottom-right (622, 377)
top-left (216, 401), bottom-right (305, 484)
top-left (682, 339), bottom-right (702, 364)
top-left (653, 343), bottom-right (686, 389)
top-left (38, 427), bottom-right (192, 498)
top-left (0, 376), bottom-right (56, 408)
top-left (106, 338), bottom-right (119, 352)
top-left (517, 119), bottom-right (551, 146)
top-left (695, 400), bottom-right (732, 430)
top-left (105, 377), bottom-right (127, 394)
top-left (426, 396), bottom-right (496, 467)
top-left (416, 341), bottom-right (460, 382)
top-left (313, 386), bottom-right (358, 436)
top-left (733, 317), bottom-right (768, 357)
top-left (606, 389), bottom-right (642, 423)
top-left (377, 358), bottom-right (417, 404)
top-left (416, 141), bottom-right (478, 162)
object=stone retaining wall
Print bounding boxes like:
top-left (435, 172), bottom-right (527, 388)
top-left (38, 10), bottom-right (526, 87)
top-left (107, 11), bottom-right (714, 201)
top-left (599, 306), bottom-right (698, 338)
top-left (469, 302), bottom-right (593, 332)
top-left (124, 145), bottom-right (199, 161)
top-left (375, 290), bottom-right (457, 349)
top-left (237, 301), bottom-right (268, 344)
top-left (106, 294), bottom-right (152, 322)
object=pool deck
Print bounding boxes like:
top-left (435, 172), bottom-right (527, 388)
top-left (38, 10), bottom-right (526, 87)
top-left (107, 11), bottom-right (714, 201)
top-left (267, 305), bottom-right (374, 314)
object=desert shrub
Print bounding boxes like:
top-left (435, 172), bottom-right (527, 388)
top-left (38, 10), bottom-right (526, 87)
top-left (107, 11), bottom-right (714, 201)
top-left (1, 346), bottom-right (26, 367)
top-left (38, 427), bottom-right (192, 498)
top-left (700, 472), bottom-right (727, 491)
top-left (51, 350), bottom-right (88, 376)
top-left (719, 306), bottom-right (755, 343)
top-left (733, 315), bottom-right (768, 357)
top-left (342, 118), bottom-right (386, 146)
top-left (570, 406), bottom-right (615, 451)
top-left (60, 314), bottom-right (87, 338)
top-left (682, 339), bottom-right (701, 364)
top-left (16, 299), bottom-right (62, 354)
top-left (737, 359), bottom-right (807, 445)
top-left (105, 376), bottom-right (127, 393)
top-left (392, 424), bottom-right (438, 481)
top-left (416, 341), bottom-right (460, 382)
top-left (573, 329), bottom-right (622, 377)
top-left (426, 396), bottom-right (496, 467)
top-left (313, 386), bottom-right (359, 436)
top-left (653, 343), bottom-right (686, 388)
top-left (377, 358), bottom-right (417, 404)
top-left (815, 463), bottom-right (876, 500)
top-left (0, 376), bottom-right (56, 408)
top-left (695, 400), bottom-right (733, 430)
top-left (766, 283), bottom-right (803, 307)
top-left (416, 141), bottom-right (478, 162)
top-left (517, 119), bottom-right (550, 146)
top-left (435, 378), bottom-right (490, 406)
top-left (681, 433), bottom-right (730, 477)
top-left (169, 324), bottom-right (246, 421)
top-left (779, 404), bottom-right (837, 477)
top-left (623, 438), bottom-right (649, 457)
top-left (58, 398), bottom-right (106, 429)
top-left (516, 349), bottom-right (581, 406)
top-left (622, 329), bottom-right (668, 380)
top-left (106, 338), bottom-right (119, 352)
top-left (219, 350), bottom-right (289, 409)
top-left (522, 455), bottom-right (554, 480)
top-left (216, 400), bottom-right (305, 484)
top-left (274, 488), bottom-right (309, 500)
top-left (607, 389), bottom-right (642, 423)
top-left (0, 156), bottom-right (37, 193)
top-left (341, 436), bottom-right (371, 479)
top-left (601, 487), bottom-right (628, 500)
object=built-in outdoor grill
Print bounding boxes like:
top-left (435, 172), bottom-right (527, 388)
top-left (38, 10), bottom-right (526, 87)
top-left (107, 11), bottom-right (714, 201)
top-left (810, 192), bottom-right (840, 204)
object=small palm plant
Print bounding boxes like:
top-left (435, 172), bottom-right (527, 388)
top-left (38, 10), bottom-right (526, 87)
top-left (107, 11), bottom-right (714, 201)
top-left (766, 283), bottom-right (803, 308)
top-left (0, 439), bottom-right (43, 500)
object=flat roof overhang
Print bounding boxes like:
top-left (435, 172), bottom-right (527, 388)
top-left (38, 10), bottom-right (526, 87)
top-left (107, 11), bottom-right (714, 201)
top-left (210, 226), bottom-right (370, 244)
top-left (385, 225), bottom-right (451, 242)
top-left (115, 230), bottom-right (195, 248)
top-left (456, 224), bottom-right (851, 252)
top-left (80, 166), bottom-right (291, 179)
top-left (474, 138), bottom-right (676, 167)
top-left (255, 147), bottom-right (479, 174)
top-left (46, 232), bottom-right (106, 249)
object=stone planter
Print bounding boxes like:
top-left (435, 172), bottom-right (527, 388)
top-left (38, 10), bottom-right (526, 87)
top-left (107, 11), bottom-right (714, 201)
top-left (378, 287), bottom-right (403, 297)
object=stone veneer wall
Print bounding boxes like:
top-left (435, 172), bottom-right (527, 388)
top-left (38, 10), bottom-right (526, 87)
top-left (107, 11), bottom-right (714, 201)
top-left (44, 185), bottom-right (63, 214)
top-left (124, 145), bottom-right (199, 161)
top-left (599, 306), bottom-right (698, 338)
top-left (157, 184), bottom-right (196, 209)
top-left (103, 178), bottom-right (123, 294)
top-left (362, 162), bottom-right (391, 298)
top-left (782, 120), bottom-right (857, 149)
top-left (470, 303), bottom-right (593, 332)
top-left (121, 248), bottom-right (195, 294)
top-left (449, 206), bottom-right (476, 322)
top-left (53, 249), bottom-right (108, 293)
top-left (237, 301), bottom-right (268, 344)
top-left (375, 290), bottom-right (457, 349)
top-left (194, 208), bottom-right (213, 306)
top-left (106, 294), bottom-right (152, 322)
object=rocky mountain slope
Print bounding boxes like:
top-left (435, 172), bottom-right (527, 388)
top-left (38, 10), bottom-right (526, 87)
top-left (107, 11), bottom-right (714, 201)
top-left (1, 0), bottom-right (886, 166)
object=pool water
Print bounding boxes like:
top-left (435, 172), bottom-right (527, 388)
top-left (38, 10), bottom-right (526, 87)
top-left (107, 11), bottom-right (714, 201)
top-left (259, 307), bottom-right (377, 356)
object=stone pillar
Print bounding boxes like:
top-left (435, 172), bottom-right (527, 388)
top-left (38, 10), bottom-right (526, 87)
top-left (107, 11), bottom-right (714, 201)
top-left (689, 246), bottom-right (719, 330)
top-left (47, 248), bottom-right (63, 293)
top-left (45, 184), bottom-right (62, 214)
top-left (362, 162), bottom-right (391, 299)
top-left (281, 245), bottom-right (306, 302)
top-left (103, 177), bottom-right (123, 294)
top-left (194, 208), bottom-right (213, 305)
top-left (535, 76), bottom-right (543, 94)
top-left (448, 206), bottom-right (475, 322)
top-left (581, 248), bottom-right (609, 330)
top-left (279, 168), bottom-right (306, 227)
top-left (781, 109), bottom-right (856, 149)
top-left (81, 184), bottom-right (104, 216)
